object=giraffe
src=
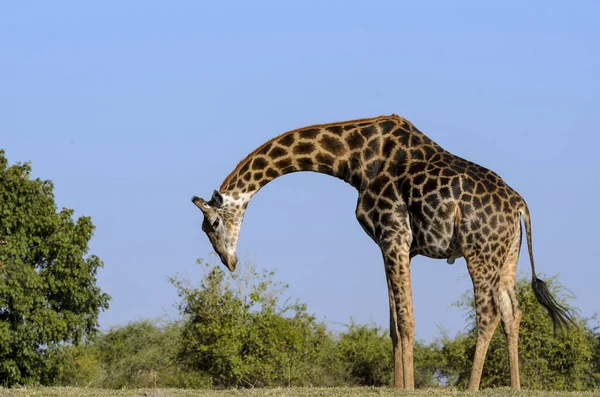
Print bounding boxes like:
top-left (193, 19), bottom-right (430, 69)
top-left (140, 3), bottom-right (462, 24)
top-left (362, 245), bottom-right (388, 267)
top-left (191, 114), bottom-right (574, 390)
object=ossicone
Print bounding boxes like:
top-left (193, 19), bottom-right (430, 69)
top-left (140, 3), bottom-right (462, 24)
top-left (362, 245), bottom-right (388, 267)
top-left (208, 190), bottom-right (224, 208)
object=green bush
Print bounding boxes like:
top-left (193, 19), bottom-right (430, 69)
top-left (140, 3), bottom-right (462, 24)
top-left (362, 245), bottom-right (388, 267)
top-left (56, 344), bottom-right (105, 387)
top-left (414, 339), bottom-right (446, 387)
top-left (336, 321), bottom-right (444, 387)
top-left (95, 319), bottom-right (208, 389)
top-left (54, 255), bottom-right (597, 390)
top-left (58, 318), bottom-right (208, 389)
top-left (337, 321), bottom-right (392, 386)
top-left (592, 321), bottom-right (600, 387)
top-left (171, 258), bottom-right (340, 388)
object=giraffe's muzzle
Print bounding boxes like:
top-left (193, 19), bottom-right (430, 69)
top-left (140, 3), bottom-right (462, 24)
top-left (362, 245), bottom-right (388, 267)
top-left (222, 253), bottom-right (237, 272)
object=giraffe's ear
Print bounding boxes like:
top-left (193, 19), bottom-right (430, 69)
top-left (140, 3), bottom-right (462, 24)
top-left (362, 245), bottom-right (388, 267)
top-left (209, 190), bottom-right (224, 208)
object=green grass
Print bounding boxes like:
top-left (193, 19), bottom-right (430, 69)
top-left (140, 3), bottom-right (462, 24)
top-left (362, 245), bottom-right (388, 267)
top-left (0, 387), bottom-right (599, 397)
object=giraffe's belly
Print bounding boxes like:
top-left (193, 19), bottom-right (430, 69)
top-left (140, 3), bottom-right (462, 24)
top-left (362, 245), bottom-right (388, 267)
top-left (408, 204), bottom-right (463, 262)
top-left (410, 231), bottom-right (462, 261)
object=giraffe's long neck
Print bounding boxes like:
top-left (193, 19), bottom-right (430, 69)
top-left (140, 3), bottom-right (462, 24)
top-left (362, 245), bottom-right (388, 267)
top-left (219, 114), bottom-right (409, 202)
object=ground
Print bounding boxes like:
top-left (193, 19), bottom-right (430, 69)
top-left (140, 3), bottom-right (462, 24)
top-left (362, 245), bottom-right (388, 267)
top-left (0, 388), bottom-right (599, 397)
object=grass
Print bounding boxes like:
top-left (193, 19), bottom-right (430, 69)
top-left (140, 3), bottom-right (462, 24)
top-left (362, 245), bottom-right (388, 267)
top-left (0, 387), bottom-right (599, 397)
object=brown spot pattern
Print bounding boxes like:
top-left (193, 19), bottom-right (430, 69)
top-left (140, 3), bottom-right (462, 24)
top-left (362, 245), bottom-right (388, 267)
top-left (214, 114), bottom-right (540, 392)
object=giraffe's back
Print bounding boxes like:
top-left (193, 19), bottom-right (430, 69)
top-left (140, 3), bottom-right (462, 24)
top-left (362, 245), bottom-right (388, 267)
top-left (373, 118), bottom-right (526, 261)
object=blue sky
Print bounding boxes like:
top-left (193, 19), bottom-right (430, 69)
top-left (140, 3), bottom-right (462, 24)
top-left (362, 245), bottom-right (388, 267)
top-left (1, 1), bottom-right (598, 342)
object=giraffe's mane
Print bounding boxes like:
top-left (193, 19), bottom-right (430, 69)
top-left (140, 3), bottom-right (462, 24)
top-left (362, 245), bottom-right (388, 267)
top-left (219, 114), bottom-right (405, 191)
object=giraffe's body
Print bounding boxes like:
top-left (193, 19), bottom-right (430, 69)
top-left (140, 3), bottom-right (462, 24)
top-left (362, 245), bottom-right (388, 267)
top-left (192, 114), bottom-right (574, 391)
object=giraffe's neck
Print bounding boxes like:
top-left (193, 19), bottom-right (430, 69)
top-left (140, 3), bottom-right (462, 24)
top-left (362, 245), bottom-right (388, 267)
top-left (219, 115), bottom-right (406, 202)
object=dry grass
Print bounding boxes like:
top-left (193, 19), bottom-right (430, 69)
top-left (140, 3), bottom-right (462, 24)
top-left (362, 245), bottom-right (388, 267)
top-left (0, 387), bottom-right (599, 397)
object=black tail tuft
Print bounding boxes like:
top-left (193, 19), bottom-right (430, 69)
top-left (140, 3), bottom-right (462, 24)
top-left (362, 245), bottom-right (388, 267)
top-left (531, 276), bottom-right (576, 335)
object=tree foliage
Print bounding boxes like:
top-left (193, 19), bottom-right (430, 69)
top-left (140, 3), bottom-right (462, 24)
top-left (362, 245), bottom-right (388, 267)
top-left (0, 150), bottom-right (110, 386)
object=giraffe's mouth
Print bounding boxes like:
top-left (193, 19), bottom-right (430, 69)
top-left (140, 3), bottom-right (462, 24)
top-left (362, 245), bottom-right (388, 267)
top-left (217, 251), bottom-right (237, 272)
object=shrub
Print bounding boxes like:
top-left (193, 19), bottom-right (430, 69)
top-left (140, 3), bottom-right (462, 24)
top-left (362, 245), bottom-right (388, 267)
top-left (337, 321), bottom-right (392, 386)
top-left (170, 258), bottom-right (339, 388)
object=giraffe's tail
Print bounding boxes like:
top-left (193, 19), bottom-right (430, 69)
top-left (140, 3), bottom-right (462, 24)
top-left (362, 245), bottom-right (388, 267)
top-left (520, 202), bottom-right (575, 334)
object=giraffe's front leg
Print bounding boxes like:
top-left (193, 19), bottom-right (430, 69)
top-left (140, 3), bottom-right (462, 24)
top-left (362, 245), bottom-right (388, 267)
top-left (382, 238), bottom-right (415, 390)
top-left (355, 194), bottom-right (413, 389)
top-left (376, 204), bottom-right (414, 391)
top-left (386, 272), bottom-right (403, 389)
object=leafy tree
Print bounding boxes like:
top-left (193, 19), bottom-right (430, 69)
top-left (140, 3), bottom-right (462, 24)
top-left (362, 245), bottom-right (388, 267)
top-left (0, 150), bottom-right (110, 386)
top-left (170, 258), bottom-right (339, 388)
top-left (439, 275), bottom-right (596, 390)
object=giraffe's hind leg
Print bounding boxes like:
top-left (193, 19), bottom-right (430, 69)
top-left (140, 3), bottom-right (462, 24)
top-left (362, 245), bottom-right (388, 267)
top-left (497, 229), bottom-right (523, 389)
top-left (466, 259), bottom-right (502, 391)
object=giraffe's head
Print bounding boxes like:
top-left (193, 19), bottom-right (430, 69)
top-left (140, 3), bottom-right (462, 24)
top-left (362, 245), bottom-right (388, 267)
top-left (191, 190), bottom-right (246, 272)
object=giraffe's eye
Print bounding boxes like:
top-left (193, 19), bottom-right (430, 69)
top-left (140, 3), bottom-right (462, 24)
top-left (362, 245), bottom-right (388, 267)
top-left (212, 218), bottom-right (220, 229)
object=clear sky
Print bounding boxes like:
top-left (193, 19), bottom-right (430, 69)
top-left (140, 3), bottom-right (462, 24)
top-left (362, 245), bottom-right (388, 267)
top-left (1, 1), bottom-right (598, 342)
